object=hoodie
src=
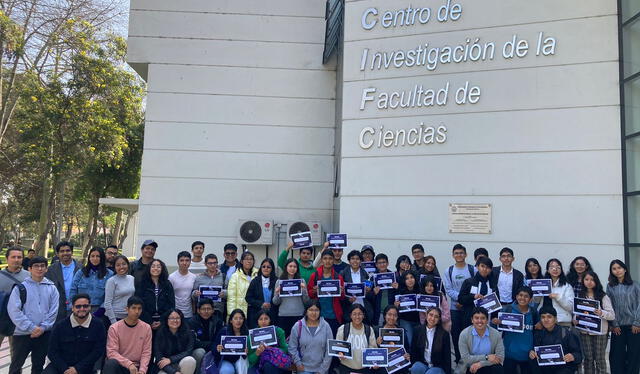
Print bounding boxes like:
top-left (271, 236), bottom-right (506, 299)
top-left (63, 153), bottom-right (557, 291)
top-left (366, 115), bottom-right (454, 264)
top-left (8, 276), bottom-right (59, 335)
top-left (501, 302), bottom-right (539, 362)
top-left (288, 317), bottom-right (334, 373)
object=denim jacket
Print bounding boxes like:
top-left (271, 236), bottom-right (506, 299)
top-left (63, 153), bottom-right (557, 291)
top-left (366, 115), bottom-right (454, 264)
top-left (69, 268), bottom-right (114, 308)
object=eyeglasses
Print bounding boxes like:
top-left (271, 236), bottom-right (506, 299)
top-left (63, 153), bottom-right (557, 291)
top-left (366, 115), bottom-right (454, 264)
top-left (168, 317), bottom-right (181, 321)
top-left (31, 264), bottom-right (47, 269)
top-left (351, 312), bottom-right (364, 316)
top-left (74, 304), bottom-right (90, 309)
top-left (224, 252), bottom-right (236, 256)
top-left (199, 307), bottom-right (213, 312)
top-left (206, 262), bottom-right (218, 266)
top-left (549, 266), bottom-right (561, 270)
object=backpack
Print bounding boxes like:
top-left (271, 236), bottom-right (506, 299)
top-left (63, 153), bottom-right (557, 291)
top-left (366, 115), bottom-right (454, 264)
top-left (0, 272), bottom-right (27, 336)
top-left (448, 264), bottom-right (475, 285)
top-left (343, 322), bottom-right (372, 344)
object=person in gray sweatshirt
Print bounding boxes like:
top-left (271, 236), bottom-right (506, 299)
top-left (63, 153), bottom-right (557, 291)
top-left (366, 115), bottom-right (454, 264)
top-left (0, 246), bottom-right (30, 349)
top-left (104, 255), bottom-right (136, 324)
top-left (272, 257), bottom-right (310, 337)
top-left (191, 254), bottom-right (226, 318)
top-left (8, 256), bottom-right (59, 374)
top-left (288, 300), bottom-right (333, 374)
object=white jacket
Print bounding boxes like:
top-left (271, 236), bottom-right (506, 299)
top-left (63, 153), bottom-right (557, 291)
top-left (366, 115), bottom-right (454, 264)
top-left (538, 280), bottom-right (574, 323)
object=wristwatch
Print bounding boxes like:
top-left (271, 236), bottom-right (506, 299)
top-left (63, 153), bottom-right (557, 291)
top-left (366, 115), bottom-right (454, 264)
top-left (485, 355), bottom-right (489, 360)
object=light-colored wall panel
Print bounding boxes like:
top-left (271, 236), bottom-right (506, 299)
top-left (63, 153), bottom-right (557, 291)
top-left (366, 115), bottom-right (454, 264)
top-left (143, 122), bottom-right (335, 156)
top-left (342, 62), bottom-right (619, 119)
top-left (139, 178), bottom-right (334, 209)
top-left (340, 150), bottom-right (622, 196)
top-left (343, 16), bottom-right (618, 81)
top-left (141, 150), bottom-right (335, 182)
top-left (344, 0), bottom-right (616, 41)
top-left (340, 106), bottom-right (620, 157)
top-left (145, 92), bottom-right (335, 127)
top-left (130, 0), bottom-right (326, 17)
top-left (147, 65), bottom-right (336, 99)
top-left (129, 11), bottom-right (326, 44)
top-left (127, 38), bottom-right (332, 70)
top-left (339, 195), bottom-right (624, 245)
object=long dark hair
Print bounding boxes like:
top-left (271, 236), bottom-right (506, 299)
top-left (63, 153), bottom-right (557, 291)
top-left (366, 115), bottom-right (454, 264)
top-left (155, 309), bottom-right (190, 355)
top-left (260, 258), bottom-right (277, 282)
top-left (395, 255), bottom-right (411, 274)
top-left (525, 258), bottom-right (542, 280)
top-left (279, 258), bottom-right (300, 280)
top-left (382, 305), bottom-right (400, 327)
top-left (399, 270), bottom-right (419, 292)
top-left (82, 247), bottom-right (108, 279)
top-left (579, 270), bottom-right (606, 302)
top-left (113, 255), bottom-right (130, 273)
top-left (421, 275), bottom-right (442, 297)
top-left (608, 259), bottom-right (634, 286)
top-left (544, 258), bottom-right (568, 286)
top-left (424, 307), bottom-right (445, 349)
top-left (143, 259), bottom-right (169, 284)
top-left (567, 256), bottom-right (593, 286)
top-left (227, 309), bottom-right (249, 335)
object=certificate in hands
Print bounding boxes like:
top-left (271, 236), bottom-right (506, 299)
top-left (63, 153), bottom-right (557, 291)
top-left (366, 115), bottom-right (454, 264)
top-left (386, 347), bottom-right (411, 374)
top-left (573, 298), bottom-right (600, 317)
top-left (379, 328), bottom-right (404, 348)
top-left (497, 312), bottom-right (525, 333)
top-left (291, 231), bottom-right (312, 249)
top-left (280, 279), bottom-right (302, 297)
top-left (474, 293), bottom-right (502, 314)
top-left (374, 272), bottom-right (396, 290)
top-left (220, 336), bottom-right (247, 355)
top-left (327, 339), bottom-right (352, 359)
top-left (327, 233), bottom-right (347, 249)
top-left (318, 279), bottom-right (341, 298)
top-left (395, 294), bottom-right (417, 313)
top-left (362, 348), bottom-right (389, 367)
top-left (345, 282), bottom-right (365, 297)
top-left (416, 295), bottom-right (440, 312)
top-left (362, 262), bottom-right (377, 274)
top-left (248, 326), bottom-right (277, 349)
top-left (575, 314), bottom-right (602, 334)
top-left (199, 285), bottom-right (222, 302)
top-left (527, 279), bottom-right (552, 296)
top-left (534, 344), bottom-right (566, 366)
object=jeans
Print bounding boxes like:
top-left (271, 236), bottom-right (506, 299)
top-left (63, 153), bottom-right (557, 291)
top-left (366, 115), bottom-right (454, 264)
top-left (450, 309), bottom-right (465, 363)
top-left (158, 356), bottom-right (197, 374)
top-left (10, 332), bottom-right (50, 374)
top-left (220, 360), bottom-right (236, 374)
top-left (410, 361), bottom-right (446, 374)
top-left (466, 365), bottom-right (504, 374)
top-left (398, 319), bottom-right (418, 347)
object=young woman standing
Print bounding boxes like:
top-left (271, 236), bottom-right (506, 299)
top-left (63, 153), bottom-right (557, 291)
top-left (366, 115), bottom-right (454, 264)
top-left (607, 260), bottom-right (640, 374)
top-left (227, 251), bottom-right (258, 317)
top-left (288, 300), bottom-right (333, 374)
top-left (541, 258), bottom-right (574, 327)
top-left (245, 258), bottom-right (277, 329)
top-left (272, 258), bottom-right (309, 337)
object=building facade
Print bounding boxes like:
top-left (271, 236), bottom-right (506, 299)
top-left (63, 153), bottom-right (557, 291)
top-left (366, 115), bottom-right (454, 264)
top-left (126, 0), bottom-right (638, 278)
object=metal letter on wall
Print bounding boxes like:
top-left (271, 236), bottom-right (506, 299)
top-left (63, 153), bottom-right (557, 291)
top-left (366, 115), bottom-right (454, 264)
top-left (448, 203), bottom-right (492, 234)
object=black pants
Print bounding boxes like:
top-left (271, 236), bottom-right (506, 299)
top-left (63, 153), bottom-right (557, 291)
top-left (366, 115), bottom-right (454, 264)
top-left (466, 364), bottom-right (504, 374)
top-left (102, 358), bottom-right (131, 374)
top-left (450, 309), bottom-right (465, 362)
top-left (610, 325), bottom-right (640, 374)
top-left (538, 367), bottom-right (575, 374)
top-left (503, 358), bottom-right (537, 374)
top-left (10, 332), bottom-right (51, 374)
top-left (277, 315), bottom-right (300, 338)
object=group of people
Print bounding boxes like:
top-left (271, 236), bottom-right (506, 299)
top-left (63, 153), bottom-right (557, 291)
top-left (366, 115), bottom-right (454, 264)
top-left (0, 239), bottom-right (638, 374)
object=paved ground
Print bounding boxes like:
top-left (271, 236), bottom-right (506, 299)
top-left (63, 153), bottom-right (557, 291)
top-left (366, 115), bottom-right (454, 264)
top-left (0, 339), bottom-right (30, 374)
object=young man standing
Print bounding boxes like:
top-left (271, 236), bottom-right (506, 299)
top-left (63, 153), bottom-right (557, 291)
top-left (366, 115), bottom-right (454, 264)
top-left (130, 239), bottom-right (157, 289)
top-left (411, 244), bottom-right (426, 271)
top-left (189, 240), bottom-right (207, 273)
top-left (308, 249), bottom-right (345, 335)
top-left (8, 256), bottom-right (59, 374)
top-left (169, 251), bottom-right (197, 320)
top-left (104, 296), bottom-right (152, 374)
top-left (340, 250), bottom-right (373, 324)
top-left (0, 247), bottom-right (30, 351)
top-left (367, 253), bottom-right (399, 327)
top-left (444, 243), bottom-right (476, 364)
top-left (492, 247), bottom-right (525, 305)
top-left (43, 293), bottom-right (106, 374)
top-left (46, 241), bottom-right (79, 321)
top-left (278, 242), bottom-right (315, 283)
top-left (458, 257), bottom-right (500, 328)
top-left (220, 243), bottom-right (240, 287)
top-left (105, 245), bottom-right (119, 273)
top-left (22, 249), bottom-right (35, 270)
top-left (192, 254), bottom-right (226, 318)
top-left (313, 241), bottom-right (348, 273)
top-left (459, 307), bottom-right (505, 374)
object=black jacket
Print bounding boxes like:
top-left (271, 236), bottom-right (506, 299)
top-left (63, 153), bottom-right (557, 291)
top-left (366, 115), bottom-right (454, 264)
top-left (533, 325), bottom-right (583, 371)
top-left (153, 327), bottom-right (195, 374)
top-left (365, 271), bottom-right (398, 327)
top-left (458, 273), bottom-right (500, 325)
top-left (130, 258), bottom-right (152, 289)
top-left (135, 278), bottom-right (175, 324)
top-left (245, 275), bottom-right (277, 329)
top-left (189, 313), bottom-right (224, 351)
top-left (491, 266), bottom-right (525, 303)
top-left (340, 267), bottom-right (374, 324)
top-left (411, 324), bottom-right (452, 374)
top-left (45, 260), bottom-right (80, 321)
top-left (213, 325), bottom-right (247, 365)
top-left (47, 316), bottom-right (106, 374)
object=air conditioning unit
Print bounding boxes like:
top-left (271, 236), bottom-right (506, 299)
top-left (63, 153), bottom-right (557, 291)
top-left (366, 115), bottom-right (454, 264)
top-left (287, 221), bottom-right (322, 246)
top-left (237, 220), bottom-right (274, 245)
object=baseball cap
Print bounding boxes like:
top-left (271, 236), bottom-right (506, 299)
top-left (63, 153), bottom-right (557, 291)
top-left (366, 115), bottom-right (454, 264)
top-left (141, 239), bottom-right (158, 249)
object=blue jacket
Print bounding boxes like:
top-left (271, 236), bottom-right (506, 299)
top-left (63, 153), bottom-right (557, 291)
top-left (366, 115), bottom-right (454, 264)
top-left (501, 302), bottom-right (539, 362)
top-left (69, 269), bottom-right (114, 308)
top-left (8, 276), bottom-right (59, 335)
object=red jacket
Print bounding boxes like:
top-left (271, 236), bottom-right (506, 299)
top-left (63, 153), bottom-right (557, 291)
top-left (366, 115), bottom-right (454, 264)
top-left (307, 267), bottom-right (345, 324)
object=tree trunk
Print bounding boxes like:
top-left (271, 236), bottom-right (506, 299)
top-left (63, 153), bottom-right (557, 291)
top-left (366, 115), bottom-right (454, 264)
top-left (112, 210), bottom-right (123, 246)
top-left (34, 174), bottom-right (54, 256)
top-left (82, 194), bottom-right (100, 260)
top-left (118, 212), bottom-right (132, 249)
top-left (64, 215), bottom-right (73, 240)
top-left (53, 179), bottom-right (65, 244)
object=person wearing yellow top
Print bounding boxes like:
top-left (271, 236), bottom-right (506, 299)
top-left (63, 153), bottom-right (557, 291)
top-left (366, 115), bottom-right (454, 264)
top-left (226, 251), bottom-right (258, 317)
